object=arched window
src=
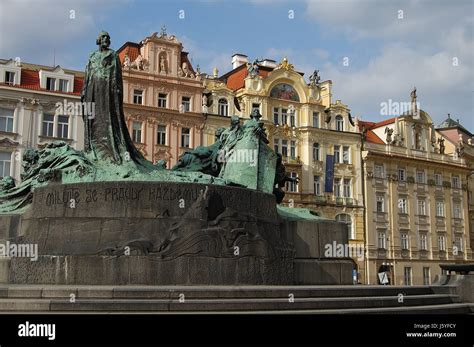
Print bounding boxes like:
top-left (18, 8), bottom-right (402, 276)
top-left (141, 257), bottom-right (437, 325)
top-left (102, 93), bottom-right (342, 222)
top-left (336, 213), bottom-right (354, 240)
top-left (335, 115), bottom-right (344, 131)
top-left (312, 143), bottom-right (320, 161)
top-left (218, 98), bottom-right (228, 116)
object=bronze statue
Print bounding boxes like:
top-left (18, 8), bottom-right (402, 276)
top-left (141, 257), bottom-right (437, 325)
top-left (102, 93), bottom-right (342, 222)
top-left (81, 31), bottom-right (148, 166)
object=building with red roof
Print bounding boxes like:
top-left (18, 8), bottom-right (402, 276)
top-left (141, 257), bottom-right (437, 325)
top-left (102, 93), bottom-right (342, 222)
top-left (0, 58), bottom-right (85, 181)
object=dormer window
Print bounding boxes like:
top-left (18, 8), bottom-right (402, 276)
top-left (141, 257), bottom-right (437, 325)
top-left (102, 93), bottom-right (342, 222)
top-left (46, 77), bottom-right (56, 91)
top-left (0, 60), bottom-right (21, 85)
top-left (5, 71), bottom-right (15, 85)
top-left (335, 115), bottom-right (344, 131)
top-left (39, 67), bottom-right (74, 93)
top-left (58, 79), bottom-right (69, 92)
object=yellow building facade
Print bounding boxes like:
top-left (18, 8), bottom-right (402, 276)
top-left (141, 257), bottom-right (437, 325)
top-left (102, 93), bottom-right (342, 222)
top-left (361, 103), bottom-right (473, 285)
top-left (203, 56), bottom-right (366, 282)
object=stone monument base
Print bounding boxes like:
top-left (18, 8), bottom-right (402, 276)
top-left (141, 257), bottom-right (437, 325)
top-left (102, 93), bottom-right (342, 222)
top-left (0, 182), bottom-right (353, 285)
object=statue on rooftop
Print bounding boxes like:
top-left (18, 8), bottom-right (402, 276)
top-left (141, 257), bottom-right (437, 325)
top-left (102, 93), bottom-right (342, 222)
top-left (309, 69), bottom-right (320, 87)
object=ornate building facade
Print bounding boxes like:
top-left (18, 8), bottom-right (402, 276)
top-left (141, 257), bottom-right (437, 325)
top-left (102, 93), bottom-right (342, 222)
top-left (117, 28), bottom-right (204, 167)
top-left (0, 59), bottom-right (84, 182)
top-left (203, 55), bottom-right (366, 281)
top-left (360, 93), bottom-right (473, 285)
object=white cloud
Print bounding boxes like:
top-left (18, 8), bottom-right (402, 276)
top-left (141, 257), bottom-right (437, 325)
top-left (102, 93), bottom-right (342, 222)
top-left (302, 0), bottom-right (474, 129)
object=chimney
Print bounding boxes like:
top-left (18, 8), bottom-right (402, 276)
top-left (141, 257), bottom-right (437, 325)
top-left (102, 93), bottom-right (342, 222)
top-left (261, 59), bottom-right (277, 68)
top-left (231, 54), bottom-right (248, 69)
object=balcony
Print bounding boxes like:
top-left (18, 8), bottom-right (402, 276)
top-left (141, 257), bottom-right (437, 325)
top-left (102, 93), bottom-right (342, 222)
top-left (335, 197), bottom-right (344, 206)
top-left (315, 195), bottom-right (327, 204)
top-left (282, 156), bottom-right (302, 165)
top-left (345, 197), bottom-right (354, 206)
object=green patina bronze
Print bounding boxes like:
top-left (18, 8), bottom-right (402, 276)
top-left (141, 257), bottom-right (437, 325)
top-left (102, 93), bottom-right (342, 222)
top-left (0, 32), bottom-right (302, 215)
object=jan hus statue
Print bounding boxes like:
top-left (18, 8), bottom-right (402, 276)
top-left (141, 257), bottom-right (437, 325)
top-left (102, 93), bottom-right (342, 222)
top-left (81, 31), bottom-right (147, 165)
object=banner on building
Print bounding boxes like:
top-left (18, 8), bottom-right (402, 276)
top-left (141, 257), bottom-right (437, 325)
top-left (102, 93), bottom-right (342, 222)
top-left (324, 154), bottom-right (334, 193)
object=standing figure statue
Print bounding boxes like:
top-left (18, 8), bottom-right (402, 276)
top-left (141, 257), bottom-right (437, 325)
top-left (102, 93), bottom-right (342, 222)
top-left (309, 69), bottom-right (320, 87)
top-left (81, 31), bottom-right (148, 165)
top-left (438, 137), bottom-right (446, 154)
top-left (247, 58), bottom-right (262, 77)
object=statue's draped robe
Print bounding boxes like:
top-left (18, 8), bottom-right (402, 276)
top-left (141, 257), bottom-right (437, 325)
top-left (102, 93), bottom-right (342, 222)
top-left (82, 49), bottom-right (148, 166)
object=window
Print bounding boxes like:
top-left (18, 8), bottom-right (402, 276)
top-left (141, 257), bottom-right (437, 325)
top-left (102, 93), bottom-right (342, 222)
top-left (0, 108), bottom-right (14, 133)
top-left (218, 99), bottom-right (228, 116)
top-left (181, 96), bottom-right (191, 112)
top-left (398, 198), bottom-right (408, 214)
top-left (404, 267), bottom-right (412, 285)
top-left (132, 121), bottom-right (142, 143)
top-left (290, 141), bottom-right (296, 159)
top-left (423, 267), bottom-right (431, 285)
top-left (343, 178), bottom-right (351, 197)
top-left (281, 140), bottom-right (288, 157)
top-left (158, 93), bottom-right (167, 108)
top-left (334, 178), bottom-right (341, 197)
top-left (453, 204), bottom-right (461, 219)
top-left (0, 152), bottom-right (11, 178)
top-left (281, 108), bottom-right (288, 125)
top-left (342, 146), bottom-right (350, 164)
top-left (398, 168), bottom-right (406, 181)
top-left (452, 176), bottom-right (460, 189)
top-left (436, 201), bottom-right (445, 217)
top-left (57, 115), bottom-right (69, 139)
top-left (336, 214), bottom-right (354, 240)
top-left (58, 79), bottom-right (68, 92)
top-left (434, 173), bottom-right (442, 186)
top-left (313, 175), bottom-right (321, 195)
top-left (289, 110), bottom-right (296, 127)
top-left (438, 235), bottom-right (446, 251)
top-left (378, 231), bottom-right (387, 249)
top-left (420, 233), bottom-right (428, 250)
top-left (273, 107), bottom-right (279, 125)
top-left (416, 171), bottom-right (425, 184)
top-left (252, 103), bottom-right (260, 114)
top-left (287, 172), bottom-right (298, 192)
top-left (181, 128), bottom-right (190, 148)
top-left (312, 143), bottom-right (320, 161)
top-left (46, 77), bottom-right (56, 91)
top-left (334, 145), bottom-right (340, 163)
top-left (273, 139), bottom-right (279, 153)
top-left (376, 195), bottom-right (384, 213)
top-left (312, 112), bottom-right (319, 128)
top-left (157, 125), bottom-right (166, 145)
top-left (401, 233), bottom-right (409, 250)
top-left (417, 199), bottom-right (426, 216)
top-left (133, 89), bottom-right (143, 104)
top-left (42, 114), bottom-right (54, 137)
top-left (5, 71), bottom-right (15, 85)
top-left (374, 164), bottom-right (384, 178)
top-left (335, 115), bottom-right (344, 131)
top-left (454, 236), bottom-right (463, 253)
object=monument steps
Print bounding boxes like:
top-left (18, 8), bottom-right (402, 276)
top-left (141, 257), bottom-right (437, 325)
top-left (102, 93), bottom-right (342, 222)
top-left (0, 285), bottom-right (470, 313)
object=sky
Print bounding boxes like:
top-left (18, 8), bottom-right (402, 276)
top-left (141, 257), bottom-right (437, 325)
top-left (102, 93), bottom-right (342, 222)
top-left (1, 0), bottom-right (473, 131)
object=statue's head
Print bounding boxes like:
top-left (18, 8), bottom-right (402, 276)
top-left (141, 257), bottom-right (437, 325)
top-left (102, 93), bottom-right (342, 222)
top-left (230, 116), bottom-right (240, 127)
top-left (96, 31), bottom-right (111, 49)
top-left (251, 108), bottom-right (262, 121)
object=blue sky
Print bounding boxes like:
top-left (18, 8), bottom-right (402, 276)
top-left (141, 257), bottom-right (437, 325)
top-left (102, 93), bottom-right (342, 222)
top-left (1, 0), bottom-right (473, 130)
